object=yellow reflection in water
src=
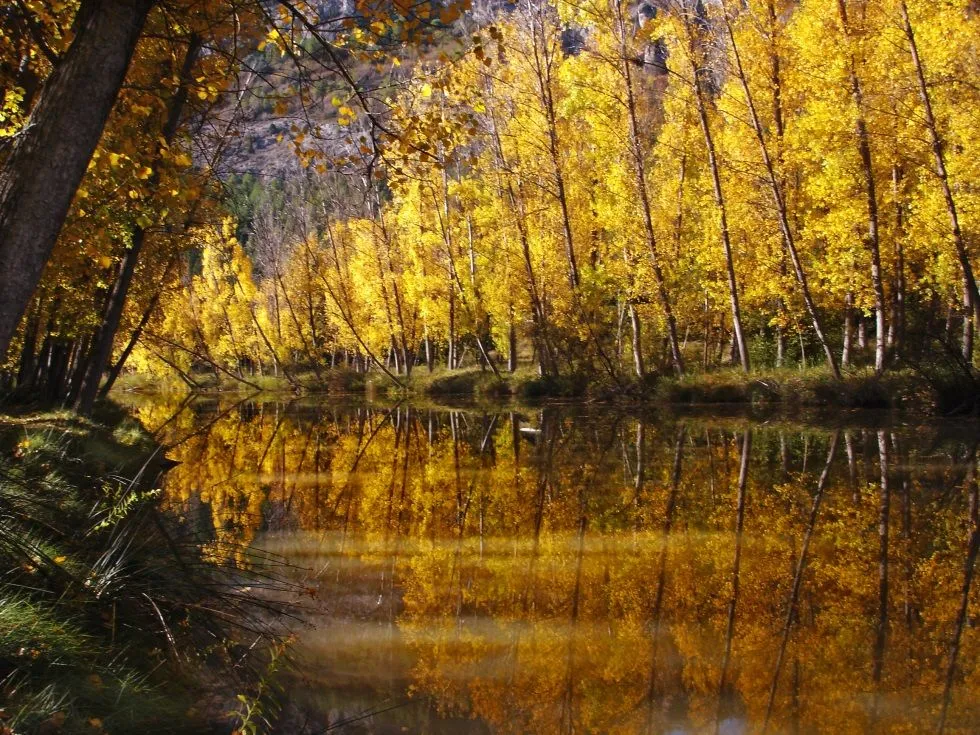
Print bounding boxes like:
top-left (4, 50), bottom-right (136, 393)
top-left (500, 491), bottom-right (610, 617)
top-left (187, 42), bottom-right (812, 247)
top-left (127, 396), bottom-right (980, 734)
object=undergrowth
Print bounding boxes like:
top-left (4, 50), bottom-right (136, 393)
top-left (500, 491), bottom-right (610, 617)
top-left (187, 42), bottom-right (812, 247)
top-left (0, 411), bottom-right (297, 733)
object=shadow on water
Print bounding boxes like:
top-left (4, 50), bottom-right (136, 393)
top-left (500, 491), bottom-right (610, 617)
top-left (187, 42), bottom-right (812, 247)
top-left (122, 393), bottom-right (980, 734)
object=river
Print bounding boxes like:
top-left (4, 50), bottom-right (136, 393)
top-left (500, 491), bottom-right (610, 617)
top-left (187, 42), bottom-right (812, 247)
top-left (122, 394), bottom-right (980, 734)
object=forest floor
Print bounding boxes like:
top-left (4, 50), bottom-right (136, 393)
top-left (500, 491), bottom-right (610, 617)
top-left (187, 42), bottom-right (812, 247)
top-left (0, 406), bottom-right (287, 733)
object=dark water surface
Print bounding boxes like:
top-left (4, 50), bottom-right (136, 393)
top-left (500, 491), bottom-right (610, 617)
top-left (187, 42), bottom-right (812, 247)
top-left (125, 395), bottom-right (980, 734)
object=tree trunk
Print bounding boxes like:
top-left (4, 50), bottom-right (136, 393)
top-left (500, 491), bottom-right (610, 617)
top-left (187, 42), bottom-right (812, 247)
top-left (77, 35), bottom-right (199, 411)
top-left (618, 3), bottom-right (684, 376)
top-left (963, 286), bottom-right (975, 362)
top-left (528, 6), bottom-right (579, 291)
top-left (0, 0), bottom-right (155, 362)
top-left (889, 166), bottom-right (906, 356)
top-left (448, 283), bottom-right (456, 370)
top-left (484, 83), bottom-right (557, 376)
top-left (99, 286), bottom-right (160, 397)
top-left (775, 320), bottom-right (786, 368)
top-left (722, 4), bottom-right (840, 379)
top-left (836, 0), bottom-right (886, 375)
top-left (899, 0), bottom-right (980, 363)
top-left (16, 301), bottom-right (41, 389)
top-left (686, 25), bottom-right (750, 372)
top-left (628, 303), bottom-right (644, 379)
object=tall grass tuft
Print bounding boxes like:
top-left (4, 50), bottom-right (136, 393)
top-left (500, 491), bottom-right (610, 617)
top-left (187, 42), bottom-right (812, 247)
top-left (0, 412), bottom-right (299, 733)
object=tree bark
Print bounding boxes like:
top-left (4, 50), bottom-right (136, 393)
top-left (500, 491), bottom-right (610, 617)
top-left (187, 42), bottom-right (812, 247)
top-left (628, 303), bottom-right (644, 379)
top-left (0, 0), bottom-right (156, 362)
top-left (889, 165), bottom-right (906, 355)
top-left (528, 4), bottom-right (579, 291)
top-left (98, 264), bottom-right (169, 398)
top-left (508, 310), bottom-right (518, 372)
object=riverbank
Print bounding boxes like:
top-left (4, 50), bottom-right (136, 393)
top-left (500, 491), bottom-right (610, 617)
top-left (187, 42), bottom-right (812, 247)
top-left (114, 362), bottom-right (980, 415)
top-left (0, 407), bottom-right (291, 733)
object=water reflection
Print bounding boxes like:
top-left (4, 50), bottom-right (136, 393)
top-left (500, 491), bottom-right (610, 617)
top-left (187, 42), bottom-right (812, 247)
top-left (126, 395), bottom-right (980, 734)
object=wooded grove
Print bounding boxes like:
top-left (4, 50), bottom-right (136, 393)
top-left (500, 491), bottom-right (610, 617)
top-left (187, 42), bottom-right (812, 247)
top-left (2, 0), bottom-right (980, 403)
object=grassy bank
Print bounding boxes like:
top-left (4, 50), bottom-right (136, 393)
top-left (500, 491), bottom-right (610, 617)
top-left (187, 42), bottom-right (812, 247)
top-left (652, 365), bottom-right (979, 414)
top-left (113, 365), bottom-right (590, 401)
top-left (363, 364), bottom-right (978, 414)
top-left (0, 408), bottom-right (291, 733)
top-left (113, 360), bottom-right (980, 415)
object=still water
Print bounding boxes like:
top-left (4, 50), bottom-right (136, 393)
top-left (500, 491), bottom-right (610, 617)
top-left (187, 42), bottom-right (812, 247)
top-left (126, 395), bottom-right (980, 734)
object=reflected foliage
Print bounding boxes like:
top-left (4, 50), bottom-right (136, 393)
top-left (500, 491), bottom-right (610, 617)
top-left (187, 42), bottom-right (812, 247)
top-left (127, 395), bottom-right (980, 733)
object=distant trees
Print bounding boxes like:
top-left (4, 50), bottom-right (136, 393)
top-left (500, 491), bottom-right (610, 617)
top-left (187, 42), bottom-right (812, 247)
top-left (3, 0), bottom-right (980, 396)
top-left (134, 0), bottom-right (979, 385)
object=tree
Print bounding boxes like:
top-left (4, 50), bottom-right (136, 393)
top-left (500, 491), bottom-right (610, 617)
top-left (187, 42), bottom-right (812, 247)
top-left (0, 0), bottom-right (156, 362)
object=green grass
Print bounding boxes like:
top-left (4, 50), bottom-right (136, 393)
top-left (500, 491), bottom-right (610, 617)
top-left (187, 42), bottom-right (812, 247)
top-left (111, 355), bottom-right (979, 415)
top-left (652, 365), bottom-right (958, 412)
top-left (361, 365), bottom-right (589, 401)
top-left (0, 409), bottom-right (293, 733)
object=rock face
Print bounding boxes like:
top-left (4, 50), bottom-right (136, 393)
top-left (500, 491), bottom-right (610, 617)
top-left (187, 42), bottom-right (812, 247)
top-left (216, 0), bottom-right (673, 180)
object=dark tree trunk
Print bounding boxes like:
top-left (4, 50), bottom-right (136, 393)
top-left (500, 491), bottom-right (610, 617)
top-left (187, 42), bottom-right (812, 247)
top-left (16, 303), bottom-right (41, 388)
top-left (0, 0), bottom-right (156, 362)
